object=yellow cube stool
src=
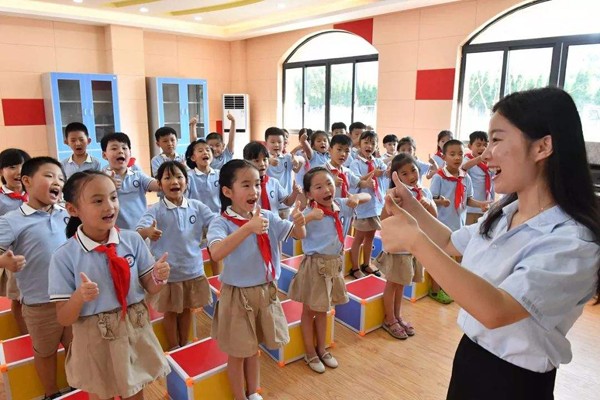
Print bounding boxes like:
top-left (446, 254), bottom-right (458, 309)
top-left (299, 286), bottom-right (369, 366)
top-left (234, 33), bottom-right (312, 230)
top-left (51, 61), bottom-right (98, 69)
top-left (335, 275), bottom-right (386, 336)
top-left (282, 236), bottom-right (303, 257)
top-left (202, 275), bottom-right (221, 318)
top-left (260, 299), bottom-right (335, 367)
top-left (166, 337), bottom-right (232, 400)
top-left (0, 334), bottom-right (69, 400)
top-left (403, 271), bottom-right (432, 302)
top-left (0, 298), bottom-right (19, 341)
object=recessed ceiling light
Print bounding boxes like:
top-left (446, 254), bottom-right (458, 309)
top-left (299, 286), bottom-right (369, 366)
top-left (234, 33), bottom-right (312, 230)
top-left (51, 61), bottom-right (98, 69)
top-left (194, 16), bottom-right (203, 21)
top-left (139, 7), bottom-right (149, 13)
top-left (277, 3), bottom-right (286, 9)
top-left (73, 0), bottom-right (83, 3)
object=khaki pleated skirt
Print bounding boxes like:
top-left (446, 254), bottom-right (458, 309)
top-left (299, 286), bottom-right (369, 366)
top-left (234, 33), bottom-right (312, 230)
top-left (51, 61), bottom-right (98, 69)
top-left (156, 275), bottom-right (212, 313)
top-left (288, 254), bottom-right (349, 312)
top-left (374, 252), bottom-right (424, 285)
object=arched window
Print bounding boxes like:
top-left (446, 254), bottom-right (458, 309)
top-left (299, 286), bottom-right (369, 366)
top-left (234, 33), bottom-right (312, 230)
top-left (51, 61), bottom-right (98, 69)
top-left (283, 31), bottom-right (379, 133)
top-left (457, 0), bottom-right (600, 141)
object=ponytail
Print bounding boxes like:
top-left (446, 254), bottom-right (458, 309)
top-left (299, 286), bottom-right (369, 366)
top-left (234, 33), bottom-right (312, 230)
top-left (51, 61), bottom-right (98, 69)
top-left (66, 216), bottom-right (82, 239)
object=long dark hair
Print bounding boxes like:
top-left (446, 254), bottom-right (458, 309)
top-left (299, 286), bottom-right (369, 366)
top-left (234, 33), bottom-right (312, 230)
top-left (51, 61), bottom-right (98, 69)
top-left (218, 159), bottom-right (257, 212)
top-left (479, 87), bottom-right (600, 300)
top-left (388, 153), bottom-right (418, 189)
top-left (63, 171), bottom-right (116, 239)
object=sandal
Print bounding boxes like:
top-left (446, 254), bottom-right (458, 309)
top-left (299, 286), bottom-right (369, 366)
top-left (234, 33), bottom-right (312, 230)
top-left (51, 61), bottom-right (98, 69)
top-left (360, 263), bottom-right (382, 277)
top-left (349, 267), bottom-right (365, 279)
top-left (318, 351), bottom-right (338, 368)
top-left (397, 318), bottom-right (415, 336)
top-left (304, 354), bottom-right (325, 373)
top-left (382, 320), bottom-right (408, 340)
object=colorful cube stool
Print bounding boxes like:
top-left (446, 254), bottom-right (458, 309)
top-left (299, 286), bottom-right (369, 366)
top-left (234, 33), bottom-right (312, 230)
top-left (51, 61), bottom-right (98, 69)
top-left (55, 390), bottom-right (89, 399)
top-left (278, 255), bottom-right (303, 294)
top-left (0, 297), bottom-right (19, 340)
top-left (335, 275), bottom-right (386, 336)
top-left (149, 304), bottom-right (197, 351)
top-left (0, 334), bottom-right (69, 400)
top-left (282, 236), bottom-right (303, 257)
top-left (259, 299), bottom-right (335, 367)
top-left (403, 271), bottom-right (432, 302)
top-left (371, 232), bottom-right (383, 259)
top-left (342, 236), bottom-right (355, 275)
top-left (166, 337), bottom-right (232, 400)
top-left (203, 275), bottom-right (221, 319)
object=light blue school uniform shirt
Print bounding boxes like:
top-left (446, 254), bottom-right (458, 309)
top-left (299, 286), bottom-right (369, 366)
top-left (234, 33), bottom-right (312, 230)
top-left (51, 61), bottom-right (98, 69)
top-left (310, 151), bottom-right (330, 168)
top-left (262, 177), bottom-right (288, 211)
top-left (451, 202), bottom-right (599, 372)
top-left (0, 204), bottom-right (68, 304)
top-left (48, 227), bottom-right (156, 316)
top-left (136, 198), bottom-right (216, 282)
top-left (430, 168), bottom-right (473, 231)
top-left (302, 199), bottom-right (354, 255)
top-left (343, 147), bottom-right (359, 167)
top-left (207, 207), bottom-right (293, 287)
top-left (463, 155), bottom-right (495, 214)
top-left (415, 159), bottom-right (430, 185)
top-left (432, 152), bottom-right (445, 169)
top-left (325, 162), bottom-right (360, 199)
top-left (267, 153), bottom-right (294, 194)
top-left (61, 154), bottom-right (102, 179)
top-left (211, 148), bottom-right (233, 171)
top-left (0, 186), bottom-right (25, 215)
top-left (187, 168), bottom-right (221, 214)
top-left (114, 168), bottom-right (155, 230)
top-left (349, 155), bottom-right (386, 219)
top-left (151, 153), bottom-right (186, 177)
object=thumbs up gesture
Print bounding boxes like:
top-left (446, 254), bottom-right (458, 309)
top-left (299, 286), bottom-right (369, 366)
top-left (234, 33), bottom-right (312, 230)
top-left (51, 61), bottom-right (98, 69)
top-left (291, 201), bottom-right (305, 228)
top-left (147, 220), bottom-right (162, 241)
top-left (107, 169), bottom-right (122, 190)
top-left (152, 252), bottom-right (170, 284)
top-left (247, 206), bottom-right (269, 235)
top-left (78, 272), bottom-right (99, 302)
top-left (1, 250), bottom-right (26, 272)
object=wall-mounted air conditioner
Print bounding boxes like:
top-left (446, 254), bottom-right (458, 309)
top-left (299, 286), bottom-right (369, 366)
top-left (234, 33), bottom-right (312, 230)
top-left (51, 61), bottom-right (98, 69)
top-left (223, 94), bottom-right (250, 158)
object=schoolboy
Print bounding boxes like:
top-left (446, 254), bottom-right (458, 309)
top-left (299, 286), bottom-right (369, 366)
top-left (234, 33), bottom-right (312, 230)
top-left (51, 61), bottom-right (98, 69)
top-left (462, 131), bottom-right (494, 225)
top-left (61, 122), bottom-right (101, 179)
top-left (151, 126), bottom-right (186, 177)
top-left (331, 122), bottom-right (347, 136)
top-left (205, 113), bottom-right (236, 170)
top-left (101, 132), bottom-right (160, 230)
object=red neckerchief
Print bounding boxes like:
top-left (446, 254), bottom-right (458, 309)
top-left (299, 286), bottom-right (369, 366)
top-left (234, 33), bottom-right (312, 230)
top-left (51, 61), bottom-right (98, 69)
top-left (0, 187), bottom-right (28, 202)
top-left (411, 186), bottom-right (423, 201)
top-left (222, 211), bottom-right (275, 282)
top-left (90, 239), bottom-right (131, 320)
top-left (311, 200), bottom-right (344, 244)
top-left (328, 164), bottom-right (349, 197)
top-left (127, 157), bottom-right (136, 168)
top-left (436, 169), bottom-right (465, 210)
top-left (260, 176), bottom-right (271, 210)
top-left (435, 150), bottom-right (443, 158)
top-left (365, 158), bottom-right (381, 200)
top-left (465, 153), bottom-right (491, 200)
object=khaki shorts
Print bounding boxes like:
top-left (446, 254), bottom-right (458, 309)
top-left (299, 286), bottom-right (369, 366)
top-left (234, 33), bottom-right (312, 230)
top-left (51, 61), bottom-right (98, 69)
top-left (211, 282), bottom-right (289, 358)
top-left (353, 216), bottom-right (382, 232)
top-left (22, 303), bottom-right (72, 357)
top-left (374, 252), bottom-right (424, 285)
top-left (156, 275), bottom-right (212, 313)
top-left (466, 212), bottom-right (483, 226)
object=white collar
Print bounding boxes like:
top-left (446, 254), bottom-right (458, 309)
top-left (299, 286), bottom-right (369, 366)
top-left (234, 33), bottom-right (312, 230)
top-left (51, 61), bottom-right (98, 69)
top-left (326, 161), bottom-right (345, 172)
top-left (312, 201), bottom-right (340, 212)
top-left (441, 167), bottom-right (466, 178)
top-left (68, 154), bottom-right (93, 164)
top-left (1, 185), bottom-right (14, 194)
top-left (20, 203), bottom-right (63, 216)
top-left (105, 167), bottom-right (134, 176)
top-left (225, 206), bottom-right (261, 220)
top-left (163, 197), bottom-right (189, 209)
top-left (161, 153), bottom-right (180, 160)
top-left (194, 167), bottom-right (215, 176)
top-left (355, 154), bottom-right (373, 163)
top-left (75, 225), bottom-right (120, 252)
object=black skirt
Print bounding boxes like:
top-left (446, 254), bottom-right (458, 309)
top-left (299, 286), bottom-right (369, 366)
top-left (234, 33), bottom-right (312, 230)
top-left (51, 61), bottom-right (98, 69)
top-left (447, 335), bottom-right (556, 400)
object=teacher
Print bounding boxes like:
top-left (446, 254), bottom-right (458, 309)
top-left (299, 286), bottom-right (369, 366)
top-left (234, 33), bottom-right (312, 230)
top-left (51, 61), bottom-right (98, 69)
top-left (380, 87), bottom-right (600, 400)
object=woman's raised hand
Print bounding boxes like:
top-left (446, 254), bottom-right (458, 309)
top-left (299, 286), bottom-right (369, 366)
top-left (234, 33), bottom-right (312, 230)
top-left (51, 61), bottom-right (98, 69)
top-left (381, 194), bottom-right (422, 254)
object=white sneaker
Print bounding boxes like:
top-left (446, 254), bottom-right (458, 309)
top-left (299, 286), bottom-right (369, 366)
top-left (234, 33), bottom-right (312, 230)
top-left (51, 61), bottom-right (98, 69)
top-left (304, 355), bottom-right (326, 373)
top-left (319, 352), bottom-right (338, 368)
top-left (248, 393), bottom-right (263, 400)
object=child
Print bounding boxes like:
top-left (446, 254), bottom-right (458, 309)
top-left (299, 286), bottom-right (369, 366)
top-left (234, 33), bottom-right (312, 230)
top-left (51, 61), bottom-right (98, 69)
top-left (0, 148), bottom-right (31, 335)
top-left (151, 126), bottom-right (186, 177)
top-left (381, 134), bottom-right (399, 164)
top-left (344, 121), bottom-right (366, 167)
top-left (288, 167), bottom-right (369, 373)
top-left (49, 170), bottom-right (170, 399)
top-left (348, 131), bottom-right (387, 279)
top-left (299, 130), bottom-right (330, 168)
top-left (327, 135), bottom-right (374, 199)
top-left (137, 161), bottom-right (216, 350)
top-left (331, 122), bottom-right (347, 136)
top-left (462, 131), bottom-right (494, 225)
top-left (431, 130), bottom-right (453, 169)
top-left (244, 141), bottom-right (301, 211)
top-left (206, 113), bottom-right (236, 170)
top-left (207, 159), bottom-right (306, 400)
top-left (265, 127), bottom-right (303, 219)
top-left (430, 139), bottom-right (488, 304)
top-left (185, 139), bottom-right (221, 213)
top-left (375, 154), bottom-right (437, 339)
top-left (101, 132), bottom-right (160, 230)
top-left (61, 122), bottom-right (102, 179)
top-left (0, 157), bottom-right (71, 400)
top-left (397, 136), bottom-right (438, 182)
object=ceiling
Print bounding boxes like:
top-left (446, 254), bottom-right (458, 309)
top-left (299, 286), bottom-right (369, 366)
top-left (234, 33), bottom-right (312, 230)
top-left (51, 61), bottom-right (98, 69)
top-left (0, 0), bottom-right (458, 40)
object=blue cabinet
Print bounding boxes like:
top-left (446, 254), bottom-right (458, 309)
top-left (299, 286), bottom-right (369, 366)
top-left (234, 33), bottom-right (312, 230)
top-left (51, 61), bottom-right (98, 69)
top-left (147, 77), bottom-right (209, 157)
top-left (42, 73), bottom-right (120, 166)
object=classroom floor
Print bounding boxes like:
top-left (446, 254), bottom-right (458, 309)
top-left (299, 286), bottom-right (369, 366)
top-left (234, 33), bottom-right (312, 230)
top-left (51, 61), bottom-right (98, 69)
top-left (1, 295), bottom-right (591, 400)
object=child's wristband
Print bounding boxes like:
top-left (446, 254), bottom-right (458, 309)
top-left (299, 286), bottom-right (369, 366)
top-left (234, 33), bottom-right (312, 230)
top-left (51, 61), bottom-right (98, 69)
top-left (151, 268), bottom-right (167, 285)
